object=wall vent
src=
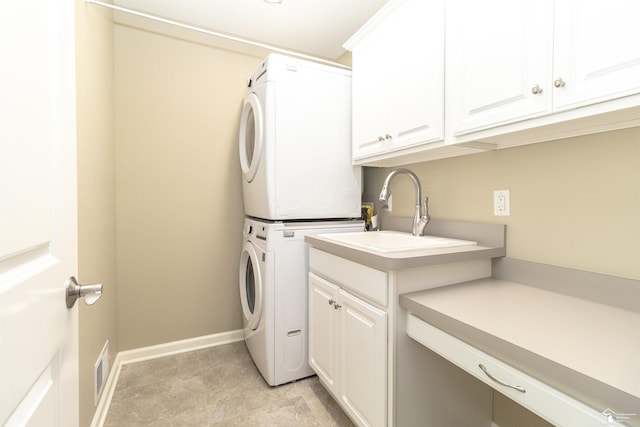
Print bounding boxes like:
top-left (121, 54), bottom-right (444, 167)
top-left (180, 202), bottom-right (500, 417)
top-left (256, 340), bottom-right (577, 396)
top-left (94, 340), bottom-right (110, 406)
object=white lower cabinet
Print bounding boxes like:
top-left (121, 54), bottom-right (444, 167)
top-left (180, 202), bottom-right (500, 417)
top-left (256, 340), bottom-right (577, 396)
top-left (309, 272), bottom-right (387, 427)
top-left (308, 247), bottom-right (494, 426)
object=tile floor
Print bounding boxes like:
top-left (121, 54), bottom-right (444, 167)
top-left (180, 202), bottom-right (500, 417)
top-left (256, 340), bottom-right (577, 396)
top-left (104, 341), bottom-right (356, 426)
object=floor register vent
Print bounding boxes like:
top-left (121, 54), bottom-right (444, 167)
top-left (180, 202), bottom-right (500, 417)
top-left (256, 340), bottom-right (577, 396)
top-left (95, 341), bottom-right (110, 406)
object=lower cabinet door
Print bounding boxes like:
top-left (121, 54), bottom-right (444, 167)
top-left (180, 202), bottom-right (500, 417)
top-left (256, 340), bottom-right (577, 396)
top-left (308, 273), bottom-right (339, 394)
top-left (339, 289), bottom-right (387, 427)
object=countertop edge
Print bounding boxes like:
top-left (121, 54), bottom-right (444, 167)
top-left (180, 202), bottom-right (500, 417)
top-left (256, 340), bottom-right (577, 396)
top-left (399, 285), bottom-right (640, 417)
top-left (304, 234), bottom-right (506, 270)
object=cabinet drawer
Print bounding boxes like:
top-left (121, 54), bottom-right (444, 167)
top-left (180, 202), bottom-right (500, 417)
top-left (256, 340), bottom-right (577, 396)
top-left (406, 314), bottom-right (606, 427)
top-left (309, 248), bottom-right (388, 307)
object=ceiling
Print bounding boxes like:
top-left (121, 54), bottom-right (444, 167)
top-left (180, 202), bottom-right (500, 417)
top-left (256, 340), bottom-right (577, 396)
top-left (112, 0), bottom-right (391, 59)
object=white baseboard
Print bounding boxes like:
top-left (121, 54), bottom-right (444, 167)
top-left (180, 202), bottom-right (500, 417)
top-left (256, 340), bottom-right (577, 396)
top-left (89, 329), bottom-right (244, 427)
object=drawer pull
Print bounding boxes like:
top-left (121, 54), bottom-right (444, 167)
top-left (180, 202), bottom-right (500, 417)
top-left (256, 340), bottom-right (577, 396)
top-left (478, 364), bottom-right (526, 393)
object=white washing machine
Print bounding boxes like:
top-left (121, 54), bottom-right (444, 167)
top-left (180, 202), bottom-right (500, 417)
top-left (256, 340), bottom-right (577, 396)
top-left (239, 54), bottom-right (362, 221)
top-left (239, 217), bottom-right (363, 386)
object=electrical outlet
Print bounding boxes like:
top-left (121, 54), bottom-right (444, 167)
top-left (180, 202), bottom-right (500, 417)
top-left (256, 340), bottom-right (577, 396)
top-left (494, 190), bottom-right (510, 216)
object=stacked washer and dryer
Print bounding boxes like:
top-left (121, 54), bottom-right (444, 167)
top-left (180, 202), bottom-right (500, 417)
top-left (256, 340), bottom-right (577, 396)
top-left (238, 54), bottom-right (363, 386)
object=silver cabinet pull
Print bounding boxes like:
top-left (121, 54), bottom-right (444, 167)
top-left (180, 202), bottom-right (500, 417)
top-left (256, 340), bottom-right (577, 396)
top-left (531, 85), bottom-right (543, 95)
top-left (377, 136), bottom-right (385, 142)
top-left (333, 303), bottom-right (342, 310)
top-left (328, 298), bottom-right (336, 306)
top-left (478, 364), bottom-right (526, 393)
top-left (385, 134), bottom-right (392, 140)
top-left (554, 78), bottom-right (566, 88)
top-left (65, 276), bottom-right (103, 308)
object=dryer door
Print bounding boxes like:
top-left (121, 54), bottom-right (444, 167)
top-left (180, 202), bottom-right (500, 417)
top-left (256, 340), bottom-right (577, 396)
top-left (238, 92), bottom-right (263, 183)
top-left (239, 240), bottom-right (263, 330)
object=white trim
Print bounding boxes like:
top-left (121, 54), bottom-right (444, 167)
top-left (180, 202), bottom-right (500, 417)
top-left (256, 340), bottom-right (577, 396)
top-left (89, 329), bottom-right (244, 427)
top-left (116, 329), bottom-right (245, 365)
top-left (85, 0), bottom-right (350, 70)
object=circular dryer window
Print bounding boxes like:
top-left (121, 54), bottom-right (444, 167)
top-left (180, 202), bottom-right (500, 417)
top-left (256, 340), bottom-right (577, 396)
top-left (239, 241), bottom-right (263, 330)
top-left (238, 92), bottom-right (263, 183)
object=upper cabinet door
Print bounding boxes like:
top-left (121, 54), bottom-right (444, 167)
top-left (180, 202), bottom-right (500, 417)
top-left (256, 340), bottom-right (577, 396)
top-left (446, 0), bottom-right (554, 136)
top-left (386, 0), bottom-right (444, 151)
top-left (351, 18), bottom-right (392, 158)
top-left (553, 0), bottom-right (640, 111)
top-left (348, 0), bottom-right (445, 161)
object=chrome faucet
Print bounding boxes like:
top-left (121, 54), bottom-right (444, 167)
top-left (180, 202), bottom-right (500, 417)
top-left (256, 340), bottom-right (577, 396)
top-left (379, 168), bottom-right (430, 236)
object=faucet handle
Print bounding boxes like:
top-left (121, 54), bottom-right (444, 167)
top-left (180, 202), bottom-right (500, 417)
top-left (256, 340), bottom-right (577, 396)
top-left (422, 197), bottom-right (430, 220)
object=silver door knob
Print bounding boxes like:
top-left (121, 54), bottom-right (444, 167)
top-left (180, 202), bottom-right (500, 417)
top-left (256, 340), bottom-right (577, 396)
top-left (553, 78), bottom-right (566, 88)
top-left (531, 85), bottom-right (543, 95)
top-left (65, 276), bottom-right (103, 308)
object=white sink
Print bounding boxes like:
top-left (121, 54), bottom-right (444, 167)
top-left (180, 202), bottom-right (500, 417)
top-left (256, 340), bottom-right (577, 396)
top-left (319, 231), bottom-right (477, 253)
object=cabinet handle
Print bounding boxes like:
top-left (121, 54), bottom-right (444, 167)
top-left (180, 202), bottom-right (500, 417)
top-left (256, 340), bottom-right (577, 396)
top-left (553, 78), bottom-right (566, 88)
top-left (328, 298), bottom-right (336, 306)
top-left (333, 303), bottom-right (342, 310)
top-left (478, 364), bottom-right (526, 393)
top-left (385, 134), bottom-right (392, 140)
top-left (531, 85), bottom-right (543, 95)
top-left (377, 136), bottom-right (385, 142)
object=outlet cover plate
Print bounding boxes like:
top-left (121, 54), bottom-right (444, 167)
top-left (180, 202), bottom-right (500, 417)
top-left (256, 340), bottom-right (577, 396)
top-left (494, 190), bottom-right (510, 216)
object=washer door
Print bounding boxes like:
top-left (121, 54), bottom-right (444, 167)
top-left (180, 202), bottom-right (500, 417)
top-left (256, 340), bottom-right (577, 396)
top-left (238, 92), bottom-right (263, 183)
top-left (239, 240), bottom-right (263, 330)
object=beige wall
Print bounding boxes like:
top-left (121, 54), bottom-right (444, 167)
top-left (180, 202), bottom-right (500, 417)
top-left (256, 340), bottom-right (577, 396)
top-left (364, 127), bottom-right (640, 280)
top-left (114, 25), bottom-right (262, 350)
top-left (75, 1), bottom-right (117, 426)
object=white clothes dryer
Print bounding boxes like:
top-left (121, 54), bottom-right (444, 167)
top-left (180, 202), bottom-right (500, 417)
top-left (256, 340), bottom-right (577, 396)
top-left (239, 54), bottom-right (362, 221)
top-left (239, 217), bottom-right (363, 386)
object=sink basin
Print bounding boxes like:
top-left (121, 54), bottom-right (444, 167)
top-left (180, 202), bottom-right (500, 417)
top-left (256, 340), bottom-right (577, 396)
top-left (319, 231), bottom-right (477, 253)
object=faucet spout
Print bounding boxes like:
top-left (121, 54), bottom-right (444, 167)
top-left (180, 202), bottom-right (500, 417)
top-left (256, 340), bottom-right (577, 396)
top-left (378, 168), bottom-right (430, 236)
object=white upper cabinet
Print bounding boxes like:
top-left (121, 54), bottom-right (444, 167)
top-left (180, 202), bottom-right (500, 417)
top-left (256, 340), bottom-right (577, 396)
top-left (445, 0), bottom-right (554, 135)
top-left (447, 0), bottom-right (640, 137)
top-left (552, 0), bottom-right (640, 110)
top-left (346, 0), bottom-right (445, 162)
top-left (347, 0), bottom-right (640, 165)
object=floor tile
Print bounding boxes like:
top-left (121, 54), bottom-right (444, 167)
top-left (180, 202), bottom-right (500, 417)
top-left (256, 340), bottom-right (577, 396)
top-left (104, 342), bottom-right (355, 426)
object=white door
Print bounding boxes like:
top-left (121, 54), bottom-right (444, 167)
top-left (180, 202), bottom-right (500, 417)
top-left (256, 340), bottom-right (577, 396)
top-left (386, 0), bottom-right (444, 151)
top-left (446, 0), bottom-right (554, 135)
top-left (351, 19), bottom-right (391, 159)
top-left (0, 1), bottom-right (78, 426)
top-left (351, 0), bottom-right (445, 159)
top-left (239, 240), bottom-right (264, 330)
top-left (238, 91), bottom-right (264, 183)
top-left (339, 289), bottom-right (387, 427)
top-left (553, 0), bottom-right (640, 110)
top-left (308, 273), bottom-right (339, 394)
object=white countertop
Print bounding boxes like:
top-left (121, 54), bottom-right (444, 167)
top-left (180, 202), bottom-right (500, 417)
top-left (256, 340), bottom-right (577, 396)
top-left (400, 278), bottom-right (640, 413)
